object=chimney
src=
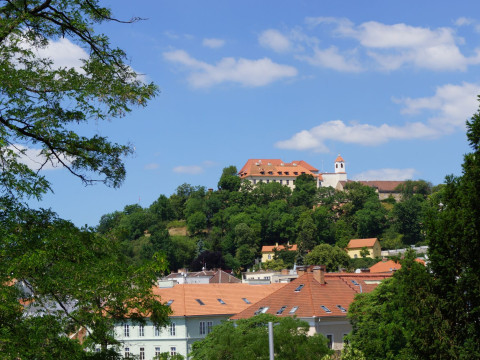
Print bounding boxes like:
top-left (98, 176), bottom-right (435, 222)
top-left (296, 265), bottom-right (307, 276)
top-left (312, 265), bottom-right (326, 285)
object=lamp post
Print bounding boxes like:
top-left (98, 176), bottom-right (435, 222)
top-left (268, 321), bottom-right (274, 360)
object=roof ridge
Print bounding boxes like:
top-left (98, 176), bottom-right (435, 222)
top-left (307, 273), bottom-right (318, 317)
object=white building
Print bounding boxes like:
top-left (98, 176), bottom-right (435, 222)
top-left (112, 283), bottom-right (284, 359)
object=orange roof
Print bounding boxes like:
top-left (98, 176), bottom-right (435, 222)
top-left (151, 283), bottom-right (285, 317)
top-left (261, 244), bottom-right (298, 253)
top-left (370, 258), bottom-right (426, 273)
top-left (335, 155), bottom-right (344, 162)
top-left (356, 181), bottom-right (405, 193)
top-left (232, 272), bottom-right (391, 320)
top-left (347, 238), bottom-right (378, 249)
top-left (238, 159), bottom-right (318, 178)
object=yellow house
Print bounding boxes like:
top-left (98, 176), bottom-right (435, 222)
top-left (346, 238), bottom-right (381, 259)
top-left (261, 243), bottom-right (298, 263)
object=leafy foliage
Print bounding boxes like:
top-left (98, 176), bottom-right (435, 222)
top-left (190, 314), bottom-right (332, 360)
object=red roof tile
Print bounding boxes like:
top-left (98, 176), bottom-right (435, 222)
top-left (232, 272), bottom-right (391, 320)
top-left (261, 244), bottom-right (298, 253)
top-left (238, 159), bottom-right (319, 179)
top-left (347, 238), bottom-right (378, 249)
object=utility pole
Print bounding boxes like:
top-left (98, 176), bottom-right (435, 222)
top-left (268, 321), bottom-right (274, 360)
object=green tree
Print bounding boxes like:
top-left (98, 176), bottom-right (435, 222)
top-left (0, 1), bottom-right (169, 358)
top-left (190, 314), bottom-right (332, 360)
top-left (304, 243), bottom-right (350, 272)
top-left (218, 165), bottom-right (241, 192)
top-left (289, 173), bottom-right (317, 208)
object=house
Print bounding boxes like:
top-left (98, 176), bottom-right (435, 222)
top-left (232, 265), bottom-right (392, 350)
top-left (346, 238), bottom-right (381, 259)
top-left (163, 269), bottom-right (240, 285)
top-left (112, 283), bottom-right (285, 359)
top-left (261, 242), bottom-right (298, 263)
top-left (338, 180), bottom-right (405, 201)
top-left (238, 156), bottom-right (348, 190)
top-left (242, 269), bottom-right (298, 284)
top-left (369, 258), bottom-right (426, 273)
top-left (238, 159), bottom-right (323, 189)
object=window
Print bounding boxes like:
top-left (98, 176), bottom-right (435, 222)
top-left (200, 321), bottom-right (206, 335)
top-left (354, 254), bottom-right (358, 259)
top-left (139, 325), bottom-right (144, 337)
top-left (170, 347), bottom-right (177, 356)
top-left (276, 305), bottom-right (287, 315)
top-left (341, 163), bottom-right (344, 168)
top-left (139, 347), bottom-right (145, 360)
top-left (170, 322), bottom-right (176, 336)
top-left (286, 180), bottom-right (289, 185)
top-left (155, 327), bottom-right (160, 336)
top-left (166, 299), bottom-right (174, 306)
top-left (289, 306), bottom-right (299, 314)
top-left (124, 324), bottom-right (129, 337)
top-left (217, 298), bottom-right (226, 305)
top-left (279, 180), bottom-right (283, 184)
top-left (242, 298), bottom-right (251, 304)
top-left (266, 179), bottom-right (269, 183)
top-left (268, 254), bottom-right (271, 260)
top-left (124, 347), bottom-right (130, 358)
top-left (336, 164), bottom-right (338, 168)
top-left (326, 334), bottom-right (333, 349)
top-left (294, 284), bottom-right (304, 292)
top-left (207, 321), bottom-right (213, 334)
top-left (255, 306), bottom-right (270, 315)
top-left (95, 348), bottom-right (100, 353)
top-left (196, 299), bottom-right (205, 305)
top-left (336, 305), bottom-right (347, 313)
top-left (351, 280), bottom-right (360, 286)
top-left (253, 179), bottom-right (257, 184)
top-left (321, 305), bottom-right (332, 313)
top-left (155, 347), bottom-right (161, 357)
top-left (261, 307), bottom-right (269, 313)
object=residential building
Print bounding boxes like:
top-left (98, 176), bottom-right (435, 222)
top-left (113, 283), bottom-right (284, 359)
top-left (242, 269), bottom-right (298, 284)
top-left (232, 265), bottom-right (391, 351)
top-left (163, 269), bottom-right (240, 285)
top-left (346, 238), bottom-right (382, 259)
top-left (261, 242), bottom-right (298, 263)
top-left (238, 159), bottom-right (322, 189)
top-left (338, 180), bottom-right (405, 200)
top-left (369, 258), bottom-right (426, 273)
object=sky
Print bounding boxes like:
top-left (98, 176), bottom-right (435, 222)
top-left (25, 0), bottom-right (480, 227)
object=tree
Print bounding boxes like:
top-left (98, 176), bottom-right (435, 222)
top-left (289, 173), bottom-right (317, 208)
top-left (0, 1), bottom-right (168, 358)
top-left (190, 314), bottom-right (332, 360)
top-left (218, 165), bottom-right (241, 192)
top-left (304, 243), bottom-right (350, 272)
top-left (347, 253), bottom-right (439, 360)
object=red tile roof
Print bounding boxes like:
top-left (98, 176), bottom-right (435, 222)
top-left (335, 155), bottom-right (344, 162)
top-left (238, 159), bottom-right (319, 179)
top-left (152, 283), bottom-right (285, 317)
top-left (369, 258), bottom-right (426, 273)
top-left (261, 244), bottom-right (298, 253)
top-left (232, 272), bottom-right (391, 320)
top-left (209, 270), bottom-right (241, 283)
top-left (355, 181), bottom-right (405, 193)
top-left (347, 238), bottom-right (378, 249)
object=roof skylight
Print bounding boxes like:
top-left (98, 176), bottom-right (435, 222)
top-left (242, 298), bottom-right (251, 304)
top-left (196, 299), bottom-right (205, 305)
top-left (276, 306), bottom-right (287, 315)
top-left (289, 306), bottom-right (299, 314)
top-left (217, 298), bottom-right (226, 305)
top-left (166, 300), bottom-right (174, 306)
top-left (321, 305), bottom-right (332, 313)
top-left (351, 280), bottom-right (360, 286)
top-left (294, 284), bottom-right (305, 292)
top-left (336, 305), bottom-right (347, 313)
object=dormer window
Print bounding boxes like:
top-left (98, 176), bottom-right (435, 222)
top-left (268, 171), bottom-right (273, 175)
top-left (285, 172), bottom-right (289, 175)
top-left (260, 171), bottom-right (265, 174)
top-left (294, 172), bottom-right (298, 175)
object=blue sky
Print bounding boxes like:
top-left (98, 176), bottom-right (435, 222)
top-left (29, 0), bottom-right (480, 227)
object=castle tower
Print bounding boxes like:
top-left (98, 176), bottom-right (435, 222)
top-left (335, 155), bottom-right (345, 174)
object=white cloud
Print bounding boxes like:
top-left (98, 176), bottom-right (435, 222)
top-left (296, 46), bottom-right (363, 72)
top-left (7, 144), bottom-right (71, 171)
top-left (34, 37), bottom-right (88, 69)
top-left (306, 17), bottom-right (480, 71)
top-left (144, 163), bottom-right (159, 170)
top-left (455, 17), bottom-right (474, 27)
top-left (259, 29), bottom-right (291, 53)
top-left (353, 168), bottom-right (416, 181)
top-left (163, 49), bottom-right (297, 88)
top-left (173, 165), bottom-right (204, 174)
top-left (202, 38), bottom-right (225, 49)
top-left (276, 82), bottom-right (480, 152)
